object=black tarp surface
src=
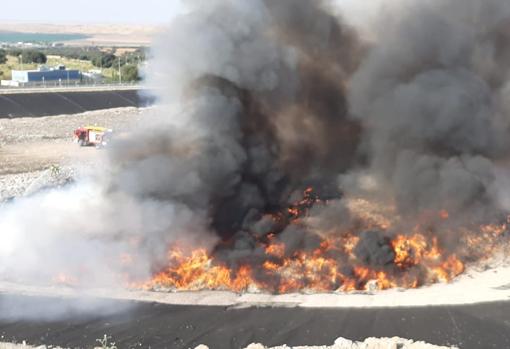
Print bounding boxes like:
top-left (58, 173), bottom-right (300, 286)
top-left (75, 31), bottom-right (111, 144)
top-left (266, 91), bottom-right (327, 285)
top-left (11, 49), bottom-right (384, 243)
top-left (0, 90), bottom-right (154, 118)
top-left (0, 294), bottom-right (508, 349)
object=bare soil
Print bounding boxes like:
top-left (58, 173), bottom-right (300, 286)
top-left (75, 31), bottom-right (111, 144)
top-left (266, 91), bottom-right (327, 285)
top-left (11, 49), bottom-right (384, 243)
top-left (0, 338), bottom-right (456, 349)
top-left (0, 107), bottom-right (144, 200)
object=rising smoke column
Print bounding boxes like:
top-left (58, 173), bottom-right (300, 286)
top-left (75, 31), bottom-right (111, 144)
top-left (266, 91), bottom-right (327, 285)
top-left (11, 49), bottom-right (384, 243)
top-left (111, 0), bottom-right (362, 241)
top-left (2, 0), bottom-right (510, 293)
top-left (348, 0), bottom-right (510, 223)
top-left (0, 0), bottom-right (363, 286)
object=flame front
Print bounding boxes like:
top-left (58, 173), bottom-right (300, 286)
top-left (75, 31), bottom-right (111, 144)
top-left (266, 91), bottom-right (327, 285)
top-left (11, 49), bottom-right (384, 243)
top-left (141, 233), bottom-right (467, 293)
top-left (136, 189), bottom-right (508, 294)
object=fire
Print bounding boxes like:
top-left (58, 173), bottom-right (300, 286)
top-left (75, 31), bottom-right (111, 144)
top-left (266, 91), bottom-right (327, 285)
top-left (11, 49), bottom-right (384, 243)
top-left (134, 189), bottom-right (509, 294)
top-left (53, 272), bottom-right (78, 286)
top-left (141, 232), bottom-right (469, 293)
top-left (439, 210), bottom-right (450, 220)
top-left (392, 234), bottom-right (428, 268)
top-left (265, 242), bottom-right (286, 258)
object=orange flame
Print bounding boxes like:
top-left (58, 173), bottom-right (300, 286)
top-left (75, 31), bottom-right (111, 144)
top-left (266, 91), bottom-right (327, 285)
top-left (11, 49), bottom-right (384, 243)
top-left (139, 230), bottom-right (473, 293)
top-left (132, 189), bottom-right (509, 294)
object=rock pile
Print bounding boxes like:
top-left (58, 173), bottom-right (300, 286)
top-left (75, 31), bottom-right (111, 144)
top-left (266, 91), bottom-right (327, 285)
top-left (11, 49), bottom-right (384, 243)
top-left (195, 337), bottom-right (458, 349)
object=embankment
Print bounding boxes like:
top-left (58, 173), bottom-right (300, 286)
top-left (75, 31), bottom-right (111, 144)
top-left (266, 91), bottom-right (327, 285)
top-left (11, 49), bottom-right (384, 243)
top-left (0, 89), bottom-right (154, 118)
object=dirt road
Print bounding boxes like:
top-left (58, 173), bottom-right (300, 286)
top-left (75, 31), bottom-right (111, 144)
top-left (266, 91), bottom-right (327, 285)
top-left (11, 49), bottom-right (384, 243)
top-left (0, 107), bottom-right (144, 200)
top-left (0, 142), bottom-right (97, 176)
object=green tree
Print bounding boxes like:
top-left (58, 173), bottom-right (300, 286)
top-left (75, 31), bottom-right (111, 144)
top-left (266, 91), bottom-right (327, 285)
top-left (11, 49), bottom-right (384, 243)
top-left (92, 53), bottom-right (116, 68)
top-left (0, 49), bottom-right (7, 64)
top-left (22, 51), bottom-right (47, 64)
top-left (7, 49), bottom-right (22, 57)
top-left (121, 64), bottom-right (140, 82)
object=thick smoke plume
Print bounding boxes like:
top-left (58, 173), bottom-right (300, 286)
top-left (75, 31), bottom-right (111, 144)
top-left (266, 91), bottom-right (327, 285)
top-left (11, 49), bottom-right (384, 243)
top-left (119, 0), bottom-right (362, 241)
top-left (348, 0), bottom-right (510, 222)
top-left (0, 0), bottom-right (362, 287)
top-left (1, 0), bottom-right (510, 296)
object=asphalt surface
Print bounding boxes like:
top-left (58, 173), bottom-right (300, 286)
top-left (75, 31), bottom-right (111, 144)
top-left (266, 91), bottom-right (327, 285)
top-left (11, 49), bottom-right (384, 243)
top-left (0, 294), bottom-right (509, 349)
top-left (0, 90), bottom-right (154, 118)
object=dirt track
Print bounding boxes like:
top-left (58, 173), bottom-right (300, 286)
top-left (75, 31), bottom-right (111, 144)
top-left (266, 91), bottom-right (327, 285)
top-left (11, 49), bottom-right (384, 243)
top-left (0, 107), bottom-right (144, 200)
top-left (0, 142), bottom-right (96, 176)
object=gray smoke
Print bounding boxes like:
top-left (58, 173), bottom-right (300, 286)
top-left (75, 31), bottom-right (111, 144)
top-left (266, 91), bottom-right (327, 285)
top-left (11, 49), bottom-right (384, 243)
top-left (347, 0), bottom-right (510, 222)
top-left (0, 0), bottom-right (362, 290)
top-left (1, 0), bottom-right (510, 298)
top-left (112, 0), bottom-right (361, 241)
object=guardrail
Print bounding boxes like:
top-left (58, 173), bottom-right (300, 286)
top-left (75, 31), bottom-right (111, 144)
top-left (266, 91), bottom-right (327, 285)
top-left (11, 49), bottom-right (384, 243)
top-left (0, 83), bottom-right (145, 94)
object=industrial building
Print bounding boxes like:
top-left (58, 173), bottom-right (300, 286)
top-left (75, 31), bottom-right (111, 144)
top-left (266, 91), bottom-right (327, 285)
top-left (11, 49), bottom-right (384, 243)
top-left (1, 65), bottom-right (82, 87)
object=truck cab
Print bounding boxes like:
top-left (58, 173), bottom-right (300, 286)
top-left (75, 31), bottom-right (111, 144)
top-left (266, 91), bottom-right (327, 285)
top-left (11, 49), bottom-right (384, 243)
top-left (74, 126), bottom-right (113, 148)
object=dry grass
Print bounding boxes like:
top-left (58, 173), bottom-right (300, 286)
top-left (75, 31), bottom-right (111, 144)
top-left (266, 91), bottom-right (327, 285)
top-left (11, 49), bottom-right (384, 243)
top-left (46, 56), bottom-right (94, 72)
top-left (0, 56), bottom-right (37, 80)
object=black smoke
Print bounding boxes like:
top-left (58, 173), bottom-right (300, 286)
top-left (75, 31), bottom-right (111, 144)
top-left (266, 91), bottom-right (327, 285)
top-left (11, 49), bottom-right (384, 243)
top-left (113, 0), bottom-right (362, 242)
top-left (348, 0), bottom-right (510, 223)
top-left (3, 0), bottom-right (510, 293)
top-left (110, 0), bottom-right (510, 271)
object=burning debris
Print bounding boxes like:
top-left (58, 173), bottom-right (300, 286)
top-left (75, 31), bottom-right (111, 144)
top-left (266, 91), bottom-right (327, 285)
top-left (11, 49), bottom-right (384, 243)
top-left (2, 0), bottom-right (510, 295)
top-left (128, 0), bottom-right (510, 294)
top-left (139, 188), bottom-right (506, 293)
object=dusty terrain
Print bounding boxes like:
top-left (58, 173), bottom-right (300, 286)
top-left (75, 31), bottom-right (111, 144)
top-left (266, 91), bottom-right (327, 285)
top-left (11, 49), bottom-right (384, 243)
top-left (0, 22), bottom-right (159, 46)
top-left (1, 106), bottom-right (510, 308)
top-left (0, 107), bottom-right (145, 200)
top-left (0, 338), bottom-right (456, 349)
top-left (0, 108), bottom-right (504, 349)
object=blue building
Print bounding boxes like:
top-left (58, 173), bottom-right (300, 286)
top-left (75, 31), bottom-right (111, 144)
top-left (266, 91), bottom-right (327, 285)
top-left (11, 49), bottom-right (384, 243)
top-left (10, 65), bottom-right (81, 86)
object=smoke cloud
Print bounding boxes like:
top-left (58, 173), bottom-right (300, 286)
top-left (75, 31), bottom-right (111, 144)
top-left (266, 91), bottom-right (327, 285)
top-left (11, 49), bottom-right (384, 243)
top-left (347, 0), bottom-right (510, 222)
top-left (124, 0), bottom-right (362, 241)
top-left (1, 0), bottom-right (510, 301)
top-left (0, 0), bottom-right (361, 289)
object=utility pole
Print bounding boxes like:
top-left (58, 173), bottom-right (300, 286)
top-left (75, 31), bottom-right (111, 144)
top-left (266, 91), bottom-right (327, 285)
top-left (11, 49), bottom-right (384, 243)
top-left (118, 57), bottom-right (122, 84)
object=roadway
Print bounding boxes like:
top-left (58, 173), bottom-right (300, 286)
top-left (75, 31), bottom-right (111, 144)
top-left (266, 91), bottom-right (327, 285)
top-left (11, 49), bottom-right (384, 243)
top-left (0, 293), bottom-right (509, 349)
top-left (0, 84), bottom-right (144, 95)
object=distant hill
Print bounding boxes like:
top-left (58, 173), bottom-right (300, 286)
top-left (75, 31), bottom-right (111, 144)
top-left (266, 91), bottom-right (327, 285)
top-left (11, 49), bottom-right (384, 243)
top-left (0, 31), bottom-right (89, 43)
top-left (0, 22), bottom-right (160, 46)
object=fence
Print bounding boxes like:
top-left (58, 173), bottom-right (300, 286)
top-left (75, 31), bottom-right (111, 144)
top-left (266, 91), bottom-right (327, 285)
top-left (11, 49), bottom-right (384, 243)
top-left (0, 82), bottom-right (144, 94)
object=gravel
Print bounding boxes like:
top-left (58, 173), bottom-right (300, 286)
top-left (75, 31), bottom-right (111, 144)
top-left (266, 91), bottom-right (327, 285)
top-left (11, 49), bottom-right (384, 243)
top-left (0, 337), bottom-right (456, 349)
top-left (0, 171), bottom-right (43, 201)
top-left (197, 338), bottom-right (458, 349)
top-left (0, 107), bottom-right (145, 201)
top-left (0, 338), bottom-right (457, 349)
top-left (0, 107), bottom-right (144, 146)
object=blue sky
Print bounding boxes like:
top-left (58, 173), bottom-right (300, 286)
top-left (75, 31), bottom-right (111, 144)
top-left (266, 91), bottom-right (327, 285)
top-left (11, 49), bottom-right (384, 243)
top-left (0, 0), bottom-right (184, 24)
